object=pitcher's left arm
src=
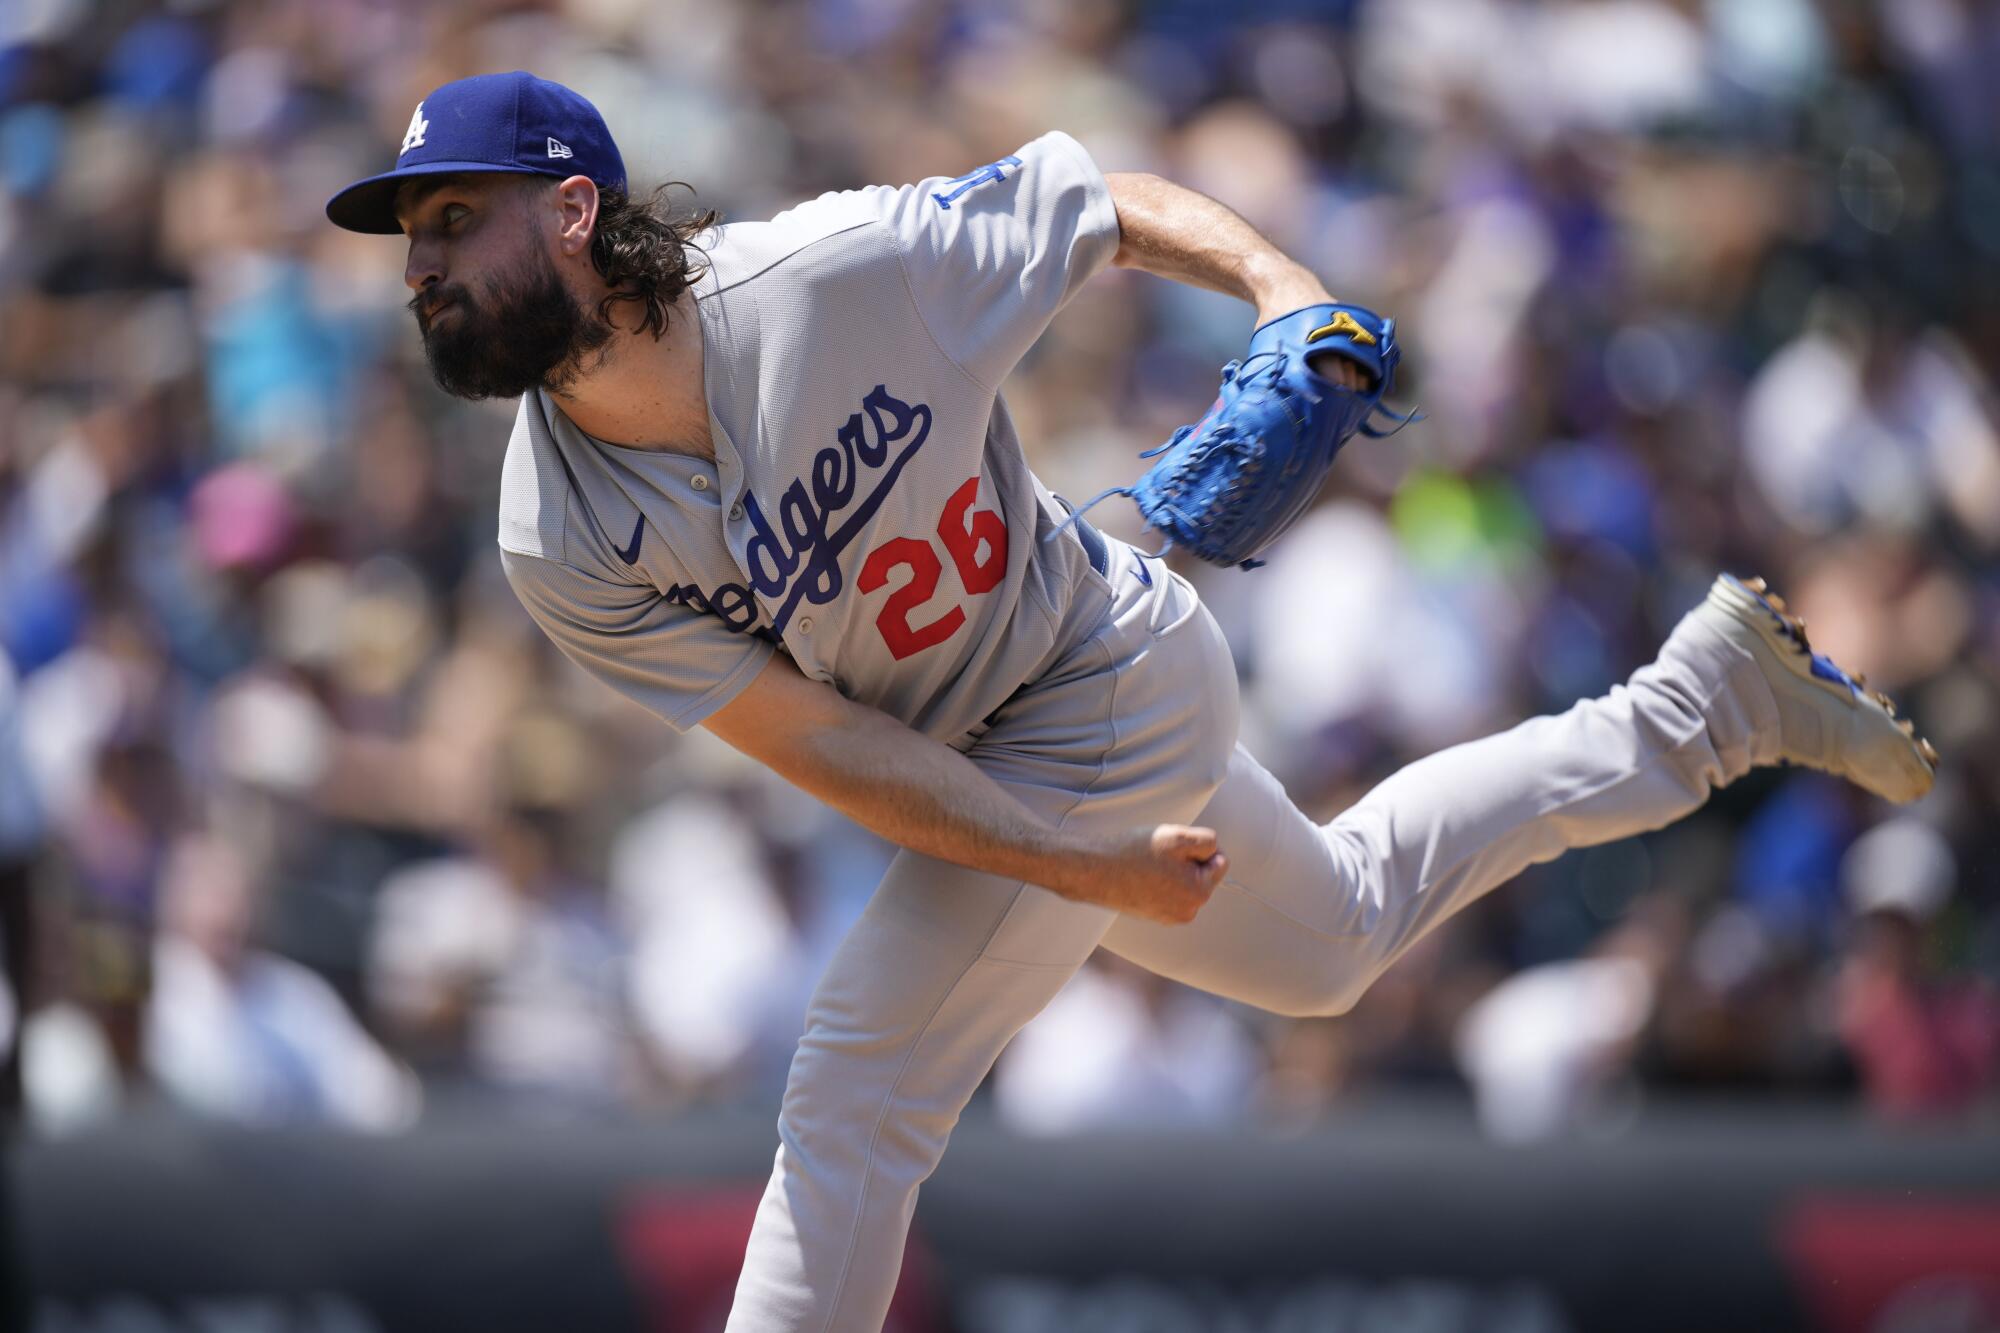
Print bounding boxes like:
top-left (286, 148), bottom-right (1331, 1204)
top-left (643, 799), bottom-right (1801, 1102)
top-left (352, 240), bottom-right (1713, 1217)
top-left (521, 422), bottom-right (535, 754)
top-left (1104, 171), bottom-right (1368, 390)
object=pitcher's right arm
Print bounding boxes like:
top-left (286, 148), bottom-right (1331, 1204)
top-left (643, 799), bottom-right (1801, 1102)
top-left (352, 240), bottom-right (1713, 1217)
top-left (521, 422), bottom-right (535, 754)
top-left (703, 653), bottom-right (1228, 925)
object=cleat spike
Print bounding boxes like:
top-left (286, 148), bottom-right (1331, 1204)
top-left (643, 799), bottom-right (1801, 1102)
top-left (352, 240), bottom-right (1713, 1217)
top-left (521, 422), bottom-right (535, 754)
top-left (1854, 671), bottom-right (1868, 689)
top-left (1767, 591), bottom-right (1789, 613)
top-left (1873, 690), bottom-right (1896, 716)
top-left (1897, 718), bottom-right (1915, 737)
top-left (1919, 738), bottom-right (1939, 766)
top-left (1744, 575), bottom-right (1768, 593)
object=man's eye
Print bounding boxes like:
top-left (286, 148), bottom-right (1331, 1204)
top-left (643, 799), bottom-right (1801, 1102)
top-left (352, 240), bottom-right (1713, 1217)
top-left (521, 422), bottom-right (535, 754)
top-left (442, 204), bottom-right (469, 227)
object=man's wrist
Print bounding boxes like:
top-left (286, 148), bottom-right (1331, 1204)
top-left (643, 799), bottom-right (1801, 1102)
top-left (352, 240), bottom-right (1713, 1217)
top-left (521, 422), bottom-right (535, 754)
top-left (1247, 256), bottom-right (1334, 324)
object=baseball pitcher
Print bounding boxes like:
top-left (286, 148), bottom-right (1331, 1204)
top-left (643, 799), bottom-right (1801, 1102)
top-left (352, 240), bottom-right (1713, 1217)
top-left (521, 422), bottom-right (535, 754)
top-left (328, 73), bottom-right (1937, 1332)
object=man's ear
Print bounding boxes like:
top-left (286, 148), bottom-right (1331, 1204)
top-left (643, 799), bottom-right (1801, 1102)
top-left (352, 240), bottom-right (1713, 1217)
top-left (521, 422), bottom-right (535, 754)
top-left (552, 175), bottom-right (599, 259)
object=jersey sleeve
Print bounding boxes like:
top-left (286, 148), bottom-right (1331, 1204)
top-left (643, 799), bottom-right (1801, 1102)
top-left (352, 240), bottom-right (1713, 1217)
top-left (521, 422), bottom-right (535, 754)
top-left (501, 549), bottom-right (774, 733)
top-left (867, 131), bottom-right (1122, 391)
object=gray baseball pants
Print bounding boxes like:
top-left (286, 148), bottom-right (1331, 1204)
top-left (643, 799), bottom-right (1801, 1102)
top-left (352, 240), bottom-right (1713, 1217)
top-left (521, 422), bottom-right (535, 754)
top-left (725, 543), bottom-right (1775, 1331)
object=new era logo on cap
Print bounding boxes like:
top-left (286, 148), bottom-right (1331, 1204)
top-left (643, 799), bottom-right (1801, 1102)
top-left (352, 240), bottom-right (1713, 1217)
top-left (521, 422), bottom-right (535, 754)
top-left (325, 71), bottom-right (627, 234)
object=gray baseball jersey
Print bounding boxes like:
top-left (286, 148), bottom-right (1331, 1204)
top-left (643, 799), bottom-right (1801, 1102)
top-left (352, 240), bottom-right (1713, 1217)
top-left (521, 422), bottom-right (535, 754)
top-left (498, 131), bottom-right (1122, 742)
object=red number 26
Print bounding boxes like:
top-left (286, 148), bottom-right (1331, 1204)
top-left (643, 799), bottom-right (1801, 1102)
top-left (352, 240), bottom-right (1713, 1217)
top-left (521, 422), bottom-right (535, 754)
top-left (858, 476), bottom-right (1009, 661)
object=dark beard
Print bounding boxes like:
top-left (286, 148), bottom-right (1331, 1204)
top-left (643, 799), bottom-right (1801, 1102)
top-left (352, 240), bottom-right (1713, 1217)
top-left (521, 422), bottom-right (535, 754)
top-left (410, 247), bottom-right (613, 401)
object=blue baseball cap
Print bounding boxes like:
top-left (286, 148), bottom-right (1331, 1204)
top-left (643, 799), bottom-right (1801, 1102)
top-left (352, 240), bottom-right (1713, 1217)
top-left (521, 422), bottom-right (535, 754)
top-left (326, 71), bottom-right (626, 234)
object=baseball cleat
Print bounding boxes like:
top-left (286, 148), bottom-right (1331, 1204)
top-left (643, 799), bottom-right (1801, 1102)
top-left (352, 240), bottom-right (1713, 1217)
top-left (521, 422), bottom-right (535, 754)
top-left (1693, 574), bottom-right (1936, 803)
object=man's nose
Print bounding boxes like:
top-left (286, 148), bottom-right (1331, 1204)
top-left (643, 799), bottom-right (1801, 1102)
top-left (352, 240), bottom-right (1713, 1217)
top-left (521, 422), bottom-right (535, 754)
top-left (404, 241), bottom-right (443, 293)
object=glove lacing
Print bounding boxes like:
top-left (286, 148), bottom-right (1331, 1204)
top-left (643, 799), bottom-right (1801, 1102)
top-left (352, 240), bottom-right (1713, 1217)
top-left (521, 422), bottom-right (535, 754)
top-left (1044, 349), bottom-right (1421, 559)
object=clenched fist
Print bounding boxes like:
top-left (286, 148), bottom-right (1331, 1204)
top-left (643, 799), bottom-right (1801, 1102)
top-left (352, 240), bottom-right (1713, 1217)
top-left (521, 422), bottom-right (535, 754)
top-left (1059, 824), bottom-right (1230, 925)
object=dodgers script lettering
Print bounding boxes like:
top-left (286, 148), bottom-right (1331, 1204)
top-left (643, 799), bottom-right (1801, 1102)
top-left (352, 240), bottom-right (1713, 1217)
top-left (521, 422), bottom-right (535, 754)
top-left (743, 385), bottom-right (933, 635)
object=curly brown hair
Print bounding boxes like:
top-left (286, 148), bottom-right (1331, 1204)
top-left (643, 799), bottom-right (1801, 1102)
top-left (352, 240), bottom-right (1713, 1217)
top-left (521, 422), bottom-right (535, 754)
top-left (587, 183), bottom-right (718, 338)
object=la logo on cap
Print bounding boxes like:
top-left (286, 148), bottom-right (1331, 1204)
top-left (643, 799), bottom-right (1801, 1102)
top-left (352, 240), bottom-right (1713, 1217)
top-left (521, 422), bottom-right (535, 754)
top-left (401, 103), bottom-right (428, 156)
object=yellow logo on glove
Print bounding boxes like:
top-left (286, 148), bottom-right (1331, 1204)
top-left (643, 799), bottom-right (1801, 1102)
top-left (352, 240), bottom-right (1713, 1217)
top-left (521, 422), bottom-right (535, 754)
top-left (1306, 311), bottom-right (1377, 347)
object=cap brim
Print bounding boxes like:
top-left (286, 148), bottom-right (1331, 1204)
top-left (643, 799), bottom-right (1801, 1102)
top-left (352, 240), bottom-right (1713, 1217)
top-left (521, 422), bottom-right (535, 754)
top-left (325, 160), bottom-right (566, 234)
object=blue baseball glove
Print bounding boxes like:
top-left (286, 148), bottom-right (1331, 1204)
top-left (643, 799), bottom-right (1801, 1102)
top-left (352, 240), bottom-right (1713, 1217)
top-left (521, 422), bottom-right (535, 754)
top-left (1074, 302), bottom-right (1417, 570)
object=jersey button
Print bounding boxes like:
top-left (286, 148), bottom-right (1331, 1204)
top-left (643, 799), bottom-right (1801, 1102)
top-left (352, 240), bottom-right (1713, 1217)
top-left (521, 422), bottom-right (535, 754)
top-left (690, 474), bottom-right (710, 491)
top-left (728, 502), bottom-right (743, 521)
top-left (797, 617), bottom-right (813, 634)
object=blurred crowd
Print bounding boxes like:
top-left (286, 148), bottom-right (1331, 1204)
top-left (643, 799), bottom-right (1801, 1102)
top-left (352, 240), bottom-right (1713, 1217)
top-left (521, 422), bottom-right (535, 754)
top-left (1, 0), bottom-right (1997, 1143)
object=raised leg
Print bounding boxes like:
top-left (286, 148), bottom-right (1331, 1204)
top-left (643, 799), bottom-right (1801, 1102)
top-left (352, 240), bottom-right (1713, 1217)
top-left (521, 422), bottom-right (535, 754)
top-left (1101, 590), bottom-right (1781, 1015)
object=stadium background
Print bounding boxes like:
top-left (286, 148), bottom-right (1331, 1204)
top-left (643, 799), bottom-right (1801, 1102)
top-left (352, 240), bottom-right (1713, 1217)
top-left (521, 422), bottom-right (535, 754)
top-left (1, 0), bottom-right (1997, 1329)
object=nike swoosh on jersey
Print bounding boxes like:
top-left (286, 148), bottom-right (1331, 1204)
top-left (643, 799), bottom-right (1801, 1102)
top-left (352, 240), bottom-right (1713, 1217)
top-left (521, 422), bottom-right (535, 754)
top-left (614, 514), bottom-right (645, 564)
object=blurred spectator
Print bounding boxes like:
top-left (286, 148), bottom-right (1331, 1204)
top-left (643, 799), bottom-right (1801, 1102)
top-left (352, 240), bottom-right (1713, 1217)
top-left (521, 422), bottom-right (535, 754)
top-left (146, 832), bottom-right (416, 1130)
top-left (368, 804), bottom-right (628, 1109)
top-left (1834, 819), bottom-right (2000, 1120)
top-left (1455, 897), bottom-right (1687, 1142)
top-left (994, 957), bottom-right (1263, 1135)
top-left (612, 790), bottom-right (806, 1105)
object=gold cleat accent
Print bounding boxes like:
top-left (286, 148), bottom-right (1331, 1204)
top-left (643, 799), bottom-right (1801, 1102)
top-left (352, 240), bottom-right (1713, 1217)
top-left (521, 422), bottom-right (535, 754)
top-left (1919, 737), bottom-right (1940, 766)
top-left (1744, 576), bottom-right (1768, 594)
